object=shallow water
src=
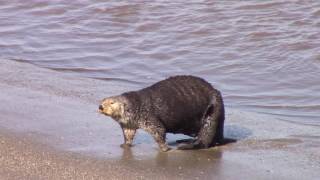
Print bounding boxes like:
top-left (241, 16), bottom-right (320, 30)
top-left (1, 0), bottom-right (320, 125)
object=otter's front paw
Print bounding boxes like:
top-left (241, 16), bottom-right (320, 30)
top-left (120, 144), bottom-right (133, 148)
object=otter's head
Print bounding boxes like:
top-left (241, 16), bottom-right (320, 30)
top-left (99, 96), bottom-right (126, 120)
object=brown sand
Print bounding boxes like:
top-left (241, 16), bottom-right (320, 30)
top-left (0, 60), bottom-right (319, 180)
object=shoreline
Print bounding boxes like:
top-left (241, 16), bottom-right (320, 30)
top-left (0, 59), bottom-right (319, 179)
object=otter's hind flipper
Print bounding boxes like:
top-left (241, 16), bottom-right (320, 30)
top-left (176, 138), bottom-right (195, 144)
top-left (177, 140), bottom-right (202, 150)
top-left (176, 138), bottom-right (197, 150)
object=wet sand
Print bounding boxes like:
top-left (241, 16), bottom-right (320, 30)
top-left (0, 59), bottom-right (320, 180)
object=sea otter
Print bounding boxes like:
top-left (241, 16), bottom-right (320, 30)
top-left (99, 75), bottom-right (225, 152)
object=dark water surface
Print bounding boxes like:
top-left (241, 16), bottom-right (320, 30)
top-left (1, 0), bottom-right (319, 125)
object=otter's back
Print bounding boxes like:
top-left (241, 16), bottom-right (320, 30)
top-left (140, 76), bottom-right (215, 133)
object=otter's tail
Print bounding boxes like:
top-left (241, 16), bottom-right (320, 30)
top-left (213, 90), bottom-right (225, 144)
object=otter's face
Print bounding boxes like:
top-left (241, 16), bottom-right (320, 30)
top-left (99, 97), bottom-right (124, 119)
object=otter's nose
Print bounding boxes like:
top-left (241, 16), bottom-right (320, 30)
top-left (99, 105), bottom-right (103, 111)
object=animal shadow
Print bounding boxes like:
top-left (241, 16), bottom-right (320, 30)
top-left (167, 124), bottom-right (251, 147)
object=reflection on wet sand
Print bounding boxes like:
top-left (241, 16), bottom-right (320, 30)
top-left (120, 146), bottom-right (223, 165)
top-left (119, 146), bottom-right (225, 179)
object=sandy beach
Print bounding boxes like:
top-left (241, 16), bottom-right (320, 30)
top-left (0, 59), bottom-right (319, 180)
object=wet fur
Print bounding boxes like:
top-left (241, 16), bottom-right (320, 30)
top-left (99, 75), bottom-right (225, 151)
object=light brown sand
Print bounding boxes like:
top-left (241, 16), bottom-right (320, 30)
top-left (0, 60), bottom-right (319, 180)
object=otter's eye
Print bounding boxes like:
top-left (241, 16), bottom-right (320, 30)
top-left (110, 101), bottom-right (114, 105)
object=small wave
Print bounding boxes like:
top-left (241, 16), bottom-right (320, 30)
top-left (241, 104), bottom-right (320, 111)
top-left (236, 2), bottom-right (286, 10)
top-left (93, 77), bottom-right (143, 85)
top-left (48, 67), bottom-right (110, 74)
top-left (282, 41), bottom-right (319, 51)
top-left (231, 105), bottom-right (320, 126)
top-left (247, 31), bottom-right (282, 41)
top-left (135, 22), bottom-right (161, 32)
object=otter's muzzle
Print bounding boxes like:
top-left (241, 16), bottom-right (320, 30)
top-left (99, 105), bottom-right (103, 111)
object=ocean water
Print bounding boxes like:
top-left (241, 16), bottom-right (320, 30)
top-left (1, 0), bottom-right (319, 125)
